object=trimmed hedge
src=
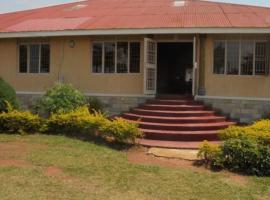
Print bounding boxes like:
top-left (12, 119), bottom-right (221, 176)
top-left (0, 109), bottom-right (43, 134)
top-left (219, 120), bottom-right (270, 144)
top-left (46, 106), bottom-right (142, 143)
top-left (46, 106), bottom-right (108, 135)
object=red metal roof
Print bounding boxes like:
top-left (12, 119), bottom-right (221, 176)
top-left (1, 0), bottom-right (270, 33)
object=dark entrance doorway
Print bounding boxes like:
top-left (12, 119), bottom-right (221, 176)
top-left (157, 42), bottom-right (193, 95)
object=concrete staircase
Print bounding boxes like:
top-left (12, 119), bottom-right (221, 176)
top-left (121, 95), bottom-right (236, 149)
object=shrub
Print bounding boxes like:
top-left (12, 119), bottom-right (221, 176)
top-left (87, 97), bottom-right (104, 114)
top-left (198, 137), bottom-right (270, 176)
top-left (222, 137), bottom-right (270, 176)
top-left (37, 83), bottom-right (86, 115)
top-left (197, 141), bottom-right (223, 169)
top-left (46, 106), bottom-right (108, 135)
top-left (0, 78), bottom-right (19, 112)
top-left (100, 117), bottom-right (143, 143)
top-left (0, 108), bottom-right (43, 134)
top-left (219, 120), bottom-right (270, 144)
top-left (46, 107), bottom-right (142, 143)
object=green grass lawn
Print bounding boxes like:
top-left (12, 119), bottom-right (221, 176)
top-left (0, 134), bottom-right (269, 200)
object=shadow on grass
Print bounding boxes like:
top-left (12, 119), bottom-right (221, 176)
top-left (45, 132), bottom-right (134, 151)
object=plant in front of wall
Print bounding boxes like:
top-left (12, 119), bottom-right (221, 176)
top-left (37, 83), bottom-right (87, 115)
top-left (0, 77), bottom-right (19, 112)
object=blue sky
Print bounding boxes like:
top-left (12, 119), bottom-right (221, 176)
top-left (0, 0), bottom-right (270, 14)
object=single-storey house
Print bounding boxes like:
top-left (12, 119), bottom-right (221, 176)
top-left (1, 0), bottom-right (270, 123)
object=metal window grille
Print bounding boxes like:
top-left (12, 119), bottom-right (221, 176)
top-left (104, 42), bottom-right (115, 73)
top-left (213, 41), bottom-right (225, 74)
top-left (117, 42), bottom-right (128, 73)
top-left (146, 68), bottom-right (156, 91)
top-left (19, 43), bottom-right (50, 74)
top-left (129, 42), bottom-right (140, 73)
top-left (241, 41), bottom-right (254, 75)
top-left (226, 41), bottom-right (240, 75)
top-left (147, 42), bottom-right (156, 64)
top-left (92, 43), bottom-right (103, 73)
top-left (40, 44), bottom-right (50, 73)
top-left (19, 45), bottom-right (28, 73)
top-left (255, 42), bottom-right (267, 75)
top-left (29, 44), bottom-right (40, 73)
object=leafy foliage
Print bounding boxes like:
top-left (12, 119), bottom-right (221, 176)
top-left (0, 107), bottom-right (43, 134)
top-left (197, 141), bottom-right (223, 168)
top-left (87, 97), bottom-right (104, 114)
top-left (222, 137), bottom-right (270, 176)
top-left (100, 117), bottom-right (143, 143)
top-left (0, 78), bottom-right (19, 112)
top-left (219, 120), bottom-right (270, 144)
top-left (37, 83), bottom-right (86, 115)
top-left (46, 106), bottom-right (141, 143)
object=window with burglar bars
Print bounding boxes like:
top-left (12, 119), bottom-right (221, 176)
top-left (92, 41), bottom-right (140, 73)
top-left (213, 40), bottom-right (269, 75)
top-left (19, 43), bottom-right (50, 73)
top-left (213, 40), bottom-right (269, 76)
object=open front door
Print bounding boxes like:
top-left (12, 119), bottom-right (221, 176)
top-left (144, 38), bottom-right (157, 95)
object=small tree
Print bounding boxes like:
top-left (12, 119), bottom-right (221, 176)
top-left (37, 83), bottom-right (86, 115)
top-left (0, 78), bottom-right (19, 112)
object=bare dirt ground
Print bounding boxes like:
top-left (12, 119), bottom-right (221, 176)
top-left (127, 146), bottom-right (249, 185)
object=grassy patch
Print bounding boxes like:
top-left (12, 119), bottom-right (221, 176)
top-left (0, 134), bottom-right (269, 200)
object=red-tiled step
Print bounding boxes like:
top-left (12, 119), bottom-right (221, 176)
top-left (134, 121), bottom-right (235, 131)
top-left (141, 129), bottom-right (219, 141)
top-left (146, 99), bottom-right (202, 105)
top-left (131, 108), bottom-right (215, 117)
top-left (139, 104), bottom-right (205, 111)
top-left (122, 113), bottom-right (226, 123)
top-left (121, 95), bottom-right (236, 149)
top-left (137, 139), bottom-right (221, 150)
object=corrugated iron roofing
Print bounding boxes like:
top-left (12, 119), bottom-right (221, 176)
top-left (1, 0), bottom-right (270, 33)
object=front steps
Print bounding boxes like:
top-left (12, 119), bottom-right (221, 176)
top-left (121, 96), bottom-right (236, 149)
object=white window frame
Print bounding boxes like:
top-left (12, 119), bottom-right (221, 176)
top-left (18, 42), bottom-right (50, 74)
top-left (213, 40), bottom-right (268, 76)
top-left (91, 41), bottom-right (141, 74)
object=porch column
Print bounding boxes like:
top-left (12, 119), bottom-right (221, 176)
top-left (198, 34), bottom-right (206, 95)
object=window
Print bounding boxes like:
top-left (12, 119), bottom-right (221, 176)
top-left (92, 43), bottom-right (103, 73)
top-left (92, 41), bottom-right (141, 74)
top-left (241, 41), bottom-right (254, 75)
top-left (19, 43), bottom-right (50, 73)
top-left (117, 42), bottom-right (128, 73)
top-left (104, 42), bottom-right (115, 73)
top-left (227, 41), bottom-right (240, 75)
top-left (130, 42), bottom-right (140, 73)
top-left (255, 42), bottom-right (267, 75)
top-left (213, 40), bottom-right (269, 76)
top-left (213, 41), bottom-right (225, 74)
top-left (19, 45), bottom-right (28, 73)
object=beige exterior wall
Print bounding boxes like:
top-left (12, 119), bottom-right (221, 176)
top-left (204, 34), bottom-right (270, 98)
top-left (2, 33), bottom-right (270, 99)
top-left (0, 36), bottom-right (145, 95)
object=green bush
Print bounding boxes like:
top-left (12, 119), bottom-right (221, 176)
top-left (198, 137), bottom-right (270, 176)
top-left (87, 97), bottom-right (104, 114)
top-left (46, 106), bottom-right (108, 135)
top-left (0, 108), bottom-right (43, 134)
top-left (0, 78), bottom-right (19, 112)
top-left (222, 137), bottom-right (270, 176)
top-left (37, 83), bottom-right (86, 115)
top-left (100, 117), bottom-right (143, 143)
top-left (197, 141), bottom-right (223, 168)
top-left (219, 120), bottom-right (270, 144)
